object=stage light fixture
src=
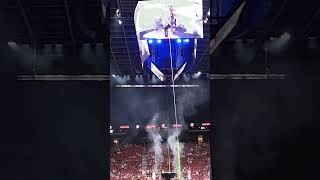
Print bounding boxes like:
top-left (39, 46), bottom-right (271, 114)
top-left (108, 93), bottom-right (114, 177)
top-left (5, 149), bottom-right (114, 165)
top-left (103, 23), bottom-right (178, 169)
top-left (204, 17), bottom-right (208, 24)
top-left (183, 74), bottom-right (190, 82)
top-left (183, 39), bottom-right (189, 43)
top-left (192, 71), bottom-right (202, 79)
top-left (116, 9), bottom-right (121, 17)
top-left (118, 19), bottom-right (122, 25)
top-left (176, 39), bottom-right (182, 43)
top-left (112, 74), bottom-right (116, 77)
top-left (270, 37), bottom-right (277, 41)
top-left (8, 41), bottom-right (17, 47)
top-left (8, 41), bottom-right (19, 50)
top-left (148, 39), bottom-right (154, 44)
top-left (157, 39), bottom-right (162, 44)
top-left (136, 125), bottom-right (140, 129)
top-left (281, 32), bottom-right (291, 40)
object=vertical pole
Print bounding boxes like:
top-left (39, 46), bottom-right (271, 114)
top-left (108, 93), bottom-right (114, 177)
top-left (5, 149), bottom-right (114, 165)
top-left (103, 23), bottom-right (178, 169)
top-left (168, 145), bottom-right (170, 172)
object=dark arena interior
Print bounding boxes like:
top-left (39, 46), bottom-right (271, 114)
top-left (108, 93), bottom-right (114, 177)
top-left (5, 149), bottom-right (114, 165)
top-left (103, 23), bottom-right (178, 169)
top-left (1, 0), bottom-right (320, 180)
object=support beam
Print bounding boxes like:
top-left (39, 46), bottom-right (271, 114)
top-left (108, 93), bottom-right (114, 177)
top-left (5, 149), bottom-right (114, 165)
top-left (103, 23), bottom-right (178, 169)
top-left (17, 0), bottom-right (37, 47)
top-left (209, 74), bottom-right (286, 80)
top-left (64, 0), bottom-right (76, 53)
top-left (305, 6), bottom-right (320, 36)
top-left (17, 75), bottom-right (110, 81)
top-left (210, 1), bottom-right (246, 54)
top-left (117, 0), bottom-right (134, 75)
top-left (110, 45), bottom-right (122, 76)
top-left (17, 74), bottom-right (286, 81)
top-left (116, 85), bottom-right (200, 88)
top-left (17, 0), bottom-right (38, 74)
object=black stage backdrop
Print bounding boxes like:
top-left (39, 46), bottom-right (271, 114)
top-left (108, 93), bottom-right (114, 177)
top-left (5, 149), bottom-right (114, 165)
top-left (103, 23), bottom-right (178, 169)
top-left (212, 79), bottom-right (320, 180)
top-left (1, 45), bottom-right (109, 180)
top-left (212, 39), bottom-right (320, 180)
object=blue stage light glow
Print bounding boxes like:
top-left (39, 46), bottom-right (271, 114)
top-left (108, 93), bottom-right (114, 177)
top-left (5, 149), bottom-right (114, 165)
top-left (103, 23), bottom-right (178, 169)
top-left (183, 39), bottom-right (190, 43)
top-left (157, 39), bottom-right (162, 44)
top-left (148, 39), bottom-right (153, 44)
top-left (176, 39), bottom-right (182, 43)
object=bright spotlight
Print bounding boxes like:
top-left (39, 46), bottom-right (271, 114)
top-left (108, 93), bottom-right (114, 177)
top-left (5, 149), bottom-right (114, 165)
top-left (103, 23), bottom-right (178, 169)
top-left (281, 32), bottom-right (291, 40)
top-left (116, 9), bottom-right (121, 17)
top-left (183, 39), bottom-right (189, 43)
top-left (204, 17), bottom-right (208, 24)
top-left (8, 42), bottom-right (19, 50)
top-left (176, 39), bottom-right (182, 43)
top-left (207, 10), bottom-right (210, 16)
top-left (269, 32), bottom-right (291, 53)
top-left (148, 39), bottom-right (154, 44)
top-left (192, 71), bottom-right (202, 79)
top-left (8, 41), bottom-right (17, 47)
top-left (157, 39), bottom-right (162, 44)
top-left (136, 125), bottom-right (140, 129)
top-left (112, 74), bottom-right (116, 77)
top-left (118, 19), bottom-right (122, 25)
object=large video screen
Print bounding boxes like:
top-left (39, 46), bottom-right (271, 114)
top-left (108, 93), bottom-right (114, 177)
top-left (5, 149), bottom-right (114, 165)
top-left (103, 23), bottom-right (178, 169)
top-left (134, 0), bottom-right (203, 39)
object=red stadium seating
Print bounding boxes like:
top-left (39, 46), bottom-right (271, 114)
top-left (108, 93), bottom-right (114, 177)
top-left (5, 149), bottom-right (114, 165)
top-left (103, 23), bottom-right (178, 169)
top-left (110, 142), bottom-right (211, 179)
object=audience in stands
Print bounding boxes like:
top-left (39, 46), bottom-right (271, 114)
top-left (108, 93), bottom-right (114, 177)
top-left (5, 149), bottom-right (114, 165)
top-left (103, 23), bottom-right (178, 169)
top-left (110, 142), bottom-right (210, 180)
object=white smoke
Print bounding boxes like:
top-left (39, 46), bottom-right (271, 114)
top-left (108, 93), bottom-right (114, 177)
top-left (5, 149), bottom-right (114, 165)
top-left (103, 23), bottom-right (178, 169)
top-left (148, 113), bottom-right (164, 173)
top-left (176, 81), bottom-right (209, 120)
top-left (167, 128), bottom-right (184, 173)
top-left (165, 80), bottom-right (208, 175)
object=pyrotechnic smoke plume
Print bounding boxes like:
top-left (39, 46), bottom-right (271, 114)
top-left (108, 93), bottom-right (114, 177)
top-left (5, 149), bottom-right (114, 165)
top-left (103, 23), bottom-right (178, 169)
top-left (148, 113), bottom-right (164, 173)
top-left (167, 128), bottom-right (183, 173)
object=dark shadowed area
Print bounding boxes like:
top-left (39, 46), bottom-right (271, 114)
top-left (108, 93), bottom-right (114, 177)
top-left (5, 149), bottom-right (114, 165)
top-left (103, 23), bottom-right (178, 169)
top-left (212, 37), bottom-right (320, 180)
top-left (110, 81), bottom-right (210, 127)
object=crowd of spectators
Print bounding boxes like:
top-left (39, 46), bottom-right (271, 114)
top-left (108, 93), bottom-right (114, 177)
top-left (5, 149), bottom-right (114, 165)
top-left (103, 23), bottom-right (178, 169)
top-left (110, 143), bottom-right (143, 180)
top-left (111, 141), bottom-right (211, 179)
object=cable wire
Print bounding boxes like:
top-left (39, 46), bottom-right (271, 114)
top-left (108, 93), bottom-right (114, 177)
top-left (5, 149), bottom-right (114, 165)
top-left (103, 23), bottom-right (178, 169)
top-left (160, 2), bottom-right (182, 178)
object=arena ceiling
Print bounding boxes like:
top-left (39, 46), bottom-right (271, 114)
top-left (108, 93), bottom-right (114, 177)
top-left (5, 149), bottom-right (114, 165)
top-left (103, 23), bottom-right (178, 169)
top-left (109, 0), bottom-right (211, 75)
top-left (0, 0), bottom-right (320, 76)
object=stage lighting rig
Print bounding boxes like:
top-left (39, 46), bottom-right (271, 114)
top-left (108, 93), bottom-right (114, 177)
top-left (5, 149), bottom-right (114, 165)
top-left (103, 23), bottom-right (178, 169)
top-left (115, 9), bottom-right (123, 25)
